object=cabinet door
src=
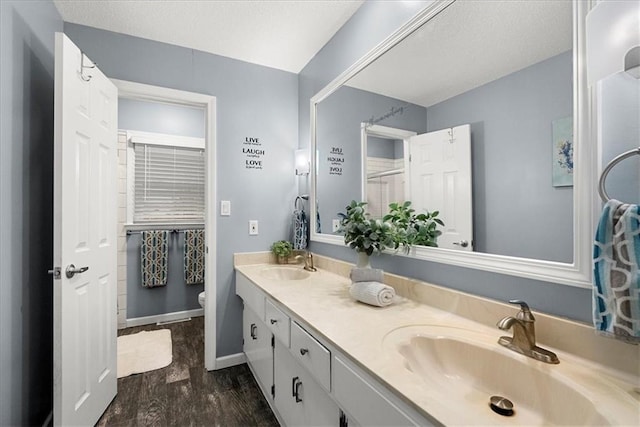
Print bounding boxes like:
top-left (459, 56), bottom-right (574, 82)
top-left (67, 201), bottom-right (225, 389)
top-left (274, 340), bottom-right (339, 426)
top-left (243, 307), bottom-right (273, 395)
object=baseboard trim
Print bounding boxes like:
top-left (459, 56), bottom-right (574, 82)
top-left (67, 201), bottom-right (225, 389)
top-left (215, 352), bottom-right (246, 370)
top-left (126, 308), bottom-right (204, 328)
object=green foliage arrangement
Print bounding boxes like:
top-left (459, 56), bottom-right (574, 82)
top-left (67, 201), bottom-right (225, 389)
top-left (270, 240), bottom-right (293, 258)
top-left (337, 201), bottom-right (396, 256)
top-left (337, 200), bottom-right (444, 256)
top-left (384, 201), bottom-right (444, 251)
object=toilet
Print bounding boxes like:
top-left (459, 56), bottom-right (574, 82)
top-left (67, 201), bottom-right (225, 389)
top-left (198, 292), bottom-right (205, 308)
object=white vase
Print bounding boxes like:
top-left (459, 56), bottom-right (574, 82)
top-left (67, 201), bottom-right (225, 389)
top-left (356, 251), bottom-right (371, 268)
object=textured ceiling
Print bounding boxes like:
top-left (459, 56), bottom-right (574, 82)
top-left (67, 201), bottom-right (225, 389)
top-left (54, 0), bottom-right (364, 73)
top-left (347, 0), bottom-right (573, 108)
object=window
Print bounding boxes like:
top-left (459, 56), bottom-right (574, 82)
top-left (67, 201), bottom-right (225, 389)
top-left (128, 131), bottom-right (205, 223)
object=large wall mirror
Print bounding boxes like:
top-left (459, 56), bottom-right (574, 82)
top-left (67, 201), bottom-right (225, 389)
top-left (310, 0), bottom-right (595, 287)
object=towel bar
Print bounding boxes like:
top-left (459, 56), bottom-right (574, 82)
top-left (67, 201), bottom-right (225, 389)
top-left (598, 147), bottom-right (640, 202)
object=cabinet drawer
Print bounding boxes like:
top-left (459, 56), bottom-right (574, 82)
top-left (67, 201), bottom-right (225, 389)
top-left (291, 321), bottom-right (331, 392)
top-left (333, 356), bottom-right (421, 427)
top-left (266, 299), bottom-right (290, 347)
top-left (236, 272), bottom-right (265, 320)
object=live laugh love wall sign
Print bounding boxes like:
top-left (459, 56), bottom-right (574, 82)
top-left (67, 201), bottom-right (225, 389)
top-left (243, 136), bottom-right (264, 170)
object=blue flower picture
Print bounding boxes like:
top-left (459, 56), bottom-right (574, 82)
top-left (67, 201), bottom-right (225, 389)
top-left (552, 116), bottom-right (573, 187)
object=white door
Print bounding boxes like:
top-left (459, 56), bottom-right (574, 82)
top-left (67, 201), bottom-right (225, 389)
top-left (53, 33), bottom-right (118, 425)
top-left (408, 125), bottom-right (473, 251)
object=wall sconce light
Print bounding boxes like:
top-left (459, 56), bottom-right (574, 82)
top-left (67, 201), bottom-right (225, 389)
top-left (586, 0), bottom-right (640, 85)
top-left (295, 149), bottom-right (310, 175)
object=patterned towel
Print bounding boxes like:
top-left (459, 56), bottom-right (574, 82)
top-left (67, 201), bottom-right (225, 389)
top-left (184, 229), bottom-right (205, 285)
top-left (593, 199), bottom-right (640, 343)
top-left (141, 230), bottom-right (169, 288)
top-left (293, 208), bottom-right (308, 250)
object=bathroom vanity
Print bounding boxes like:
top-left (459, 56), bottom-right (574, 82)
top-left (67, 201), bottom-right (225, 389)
top-left (234, 253), bottom-right (639, 426)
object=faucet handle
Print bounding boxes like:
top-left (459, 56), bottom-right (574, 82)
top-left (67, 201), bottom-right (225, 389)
top-left (508, 300), bottom-right (535, 322)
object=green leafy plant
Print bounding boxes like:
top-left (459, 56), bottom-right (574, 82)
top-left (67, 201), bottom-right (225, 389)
top-left (337, 201), bottom-right (396, 256)
top-left (384, 201), bottom-right (444, 251)
top-left (270, 240), bottom-right (293, 258)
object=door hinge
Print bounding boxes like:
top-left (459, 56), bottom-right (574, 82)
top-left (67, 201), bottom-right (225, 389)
top-left (271, 384), bottom-right (275, 398)
top-left (47, 267), bottom-right (61, 280)
top-left (242, 338), bottom-right (244, 346)
top-left (271, 335), bottom-right (275, 348)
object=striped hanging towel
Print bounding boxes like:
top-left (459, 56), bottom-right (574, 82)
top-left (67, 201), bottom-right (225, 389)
top-left (593, 199), bottom-right (640, 343)
top-left (184, 229), bottom-right (205, 285)
top-left (141, 230), bottom-right (169, 288)
top-left (293, 197), bottom-right (308, 250)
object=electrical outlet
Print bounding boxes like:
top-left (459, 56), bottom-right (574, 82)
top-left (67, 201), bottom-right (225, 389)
top-left (249, 220), bottom-right (259, 235)
top-left (220, 200), bottom-right (231, 216)
top-left (332, 219), bottom-right (341, 232)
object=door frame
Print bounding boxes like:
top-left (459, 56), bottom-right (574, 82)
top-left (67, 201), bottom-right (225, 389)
top-left (360, 123), bottom-right (417, 203)
top-left (112, 79), bottom-right (218, 370)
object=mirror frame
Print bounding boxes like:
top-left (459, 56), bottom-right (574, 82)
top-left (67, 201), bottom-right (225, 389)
top-left (309, 0), bottom-right (597, 288)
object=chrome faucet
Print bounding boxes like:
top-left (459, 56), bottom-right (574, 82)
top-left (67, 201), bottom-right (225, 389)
top-left (303, 251), bottom-right (317, 272)
top-left (497, 300), bottom-right (559, 364)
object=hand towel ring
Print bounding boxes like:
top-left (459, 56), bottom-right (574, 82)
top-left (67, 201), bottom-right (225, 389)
top-left (598, 147), bottom-right (640, 202)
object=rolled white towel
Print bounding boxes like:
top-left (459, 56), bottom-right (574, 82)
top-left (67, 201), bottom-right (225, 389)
top-left (350, 268), bottom-right (384, 283)
top-left (349, 281), bottom-right (395, 307)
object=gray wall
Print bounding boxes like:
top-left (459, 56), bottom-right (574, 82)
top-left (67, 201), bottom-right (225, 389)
top-left (127, 233), bottom-right (204, 317)
top-left (426, 51), bottom-right (573, 262)
top-left (0, 1), bottom-right (63, 425)
top-left (301, 0), bottom-right (593, 323)
top-left (600, 73), bottom-right (640, 204)
top-left (64, 23), bottom-right (299, 357)
top-left (368, 137), bottom-right (403, 160)
top-left (120, 99), bottom-right (206, 318)
top-left (119, 98), bottom-right (205, 138)
top-left (316, 86), bottom-right (426, 231)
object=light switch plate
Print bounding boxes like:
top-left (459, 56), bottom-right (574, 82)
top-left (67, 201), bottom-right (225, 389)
top-left (249, 220), bottom-right (259, 235)
top-left (220, 200), bottom-right (231, 216)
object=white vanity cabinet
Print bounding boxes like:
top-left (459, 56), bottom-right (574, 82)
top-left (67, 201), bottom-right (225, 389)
top-left (274, 339), bottom-right (339, 427)
top-left (242, 307), bottom-right (272, 394)
top-left (236, 269), bottom-right (430, 427)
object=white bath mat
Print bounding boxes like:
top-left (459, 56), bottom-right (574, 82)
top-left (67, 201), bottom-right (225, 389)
top-left (117, 329), bottom-right (172, 378)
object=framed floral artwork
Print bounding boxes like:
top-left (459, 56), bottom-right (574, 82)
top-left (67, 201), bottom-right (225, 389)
top-left (552, 116), bottom-right (573, 187)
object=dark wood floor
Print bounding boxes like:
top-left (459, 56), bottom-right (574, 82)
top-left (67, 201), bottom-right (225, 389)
top-left (97, 317), bottom-right (279, 426)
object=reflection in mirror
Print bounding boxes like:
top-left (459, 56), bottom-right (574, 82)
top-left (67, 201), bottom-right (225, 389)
top-left (315, 0), bottom-right (574, 263)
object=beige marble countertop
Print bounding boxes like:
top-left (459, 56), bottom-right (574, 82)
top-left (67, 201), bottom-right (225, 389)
top-left (235, 257), bottom-right (639, 426)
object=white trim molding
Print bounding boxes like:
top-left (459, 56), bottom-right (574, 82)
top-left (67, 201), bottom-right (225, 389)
top-left (126, 308), bottom-right (204, 328)
top-left (127, 130), bottom-right (205, 150)
top-left (310, 0), bottom-right (596, 289)
top-left (215, 353), bottom-right (247, 370)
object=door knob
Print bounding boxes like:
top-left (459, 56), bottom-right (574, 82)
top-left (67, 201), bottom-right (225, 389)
top-left (453, 240), bottom-right (469, 248)
top-left (65, 264), bottom-right (89, 279)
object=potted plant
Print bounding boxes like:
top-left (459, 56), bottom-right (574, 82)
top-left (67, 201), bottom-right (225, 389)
top-left (337, 201), bottom-right (396, 267)
top-left (271, 240), bottom-right (293, 264)
top-left (384, 201), bottom-right (444, 252)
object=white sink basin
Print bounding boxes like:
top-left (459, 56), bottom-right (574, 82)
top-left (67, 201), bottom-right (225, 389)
top-left (383, 325), bottom-right (637, 426)
top-left (260, 266), bottom-right (310, 281)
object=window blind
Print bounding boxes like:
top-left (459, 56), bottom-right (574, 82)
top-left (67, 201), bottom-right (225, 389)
top-left (133, 143), bottom-right (205, 223)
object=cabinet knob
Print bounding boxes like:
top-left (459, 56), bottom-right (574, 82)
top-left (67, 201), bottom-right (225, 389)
top-left (270, 319), bottom-right (278, 325)
top-left (299, 348), bottom-right (309, 356)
